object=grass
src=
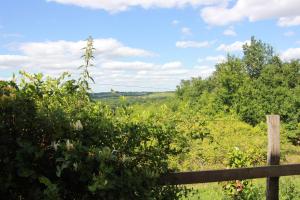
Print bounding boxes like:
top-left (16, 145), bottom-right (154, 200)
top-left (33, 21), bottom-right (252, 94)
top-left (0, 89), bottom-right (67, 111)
top-left (182, 176), bottom-right (300, 199)
top-left (182, 183), bottom-right (223, 200)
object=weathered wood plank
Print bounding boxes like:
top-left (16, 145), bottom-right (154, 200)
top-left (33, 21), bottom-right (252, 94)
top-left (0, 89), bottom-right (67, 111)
top-left (267, 115), bottom-right (280, 165)
top-left (160, 164), bottom-right (300, 185)
top-left (266, 115), bottom-right (280, 200)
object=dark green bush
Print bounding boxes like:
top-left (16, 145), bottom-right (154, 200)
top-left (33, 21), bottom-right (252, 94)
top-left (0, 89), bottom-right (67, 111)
top-left (0, 73), bottom-right (185, 199)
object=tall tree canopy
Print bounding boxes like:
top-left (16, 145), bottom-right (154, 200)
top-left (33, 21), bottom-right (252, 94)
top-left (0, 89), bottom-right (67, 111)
top-left (176, 37), bottom-right (300, 126)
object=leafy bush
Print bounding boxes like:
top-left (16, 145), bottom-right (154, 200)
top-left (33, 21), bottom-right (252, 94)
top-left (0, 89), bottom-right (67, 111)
top-left (222, 148), bottom-right (263, 200)
top-left (285, 122), bottom-right (300, 146)
top-left (0, 72), bottom-right (187, 199)
top-left (0, 38), bottom-right (186, 199)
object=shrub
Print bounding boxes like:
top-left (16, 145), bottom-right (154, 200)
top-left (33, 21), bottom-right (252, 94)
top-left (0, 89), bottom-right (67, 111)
top-left (0, 38), bottom-right (186, 199)
top-left (222, 147), bottom-right (263, 200)
top-left (0, 72), bottom-right (187, 199)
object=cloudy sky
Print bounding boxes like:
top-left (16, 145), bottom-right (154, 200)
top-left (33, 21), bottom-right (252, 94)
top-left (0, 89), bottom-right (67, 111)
top-left (1, 0), bottom-right (300, 91)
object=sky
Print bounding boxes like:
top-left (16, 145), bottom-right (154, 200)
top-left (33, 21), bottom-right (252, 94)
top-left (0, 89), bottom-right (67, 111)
top-left (0, 0), bottom-right (300, 91)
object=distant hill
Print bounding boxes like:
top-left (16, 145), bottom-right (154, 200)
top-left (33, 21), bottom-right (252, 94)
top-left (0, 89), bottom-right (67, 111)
top-left (91, 91), bottom-right (175, 105)
top-left (90, 91), bottom-right (155, 99)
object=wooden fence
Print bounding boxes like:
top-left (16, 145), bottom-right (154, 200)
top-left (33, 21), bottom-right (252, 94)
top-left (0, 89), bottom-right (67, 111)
top-left (160, 115), bottom-right (300, 200)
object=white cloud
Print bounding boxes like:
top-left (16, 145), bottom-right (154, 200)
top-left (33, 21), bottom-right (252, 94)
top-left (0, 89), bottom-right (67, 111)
top-left (47, 0), bottom-right (300, 27)
top-left (201, 0), bottom-right (300, 26)
top-left (181, 27), bottom-right (192, 35)
top-left (101, 61), bottom-right (186, 75)
top-left (0, 38), bottom-right (217, 91)
top-left (278, 16), bottom-right (300, 27)
top-left (18, 38), bottom-right (154, 59)
top-left (284, 31), bottom-right (295, 37)
top-left (0, 55), bottom-right (30, 69)
top-left (223, 26), bottom-right (236, 36)
top-left (203, 55), bottom-right (226, 63)
top-left (192, 65), bottom-right (215, 78)
top-left (280, 48), bottom-right (300, 61)
top-left (101, 61), bottom-right (154, 71)
top-left (47, 0), bottom-right (223, 12)
top-left (197, 55), bottom-right (226, 68)
top-left (93, 61), bottom-right (215, 91)
top-left (217, 40), bottom-right (249, 52)
top-left (161, 61), bottom-right (183, 69)
top-left (176, 40), bottom-right (211, 48)
top-left (0, 38), bottom-right (154, 75)
top-left (201, 5), bottom-right (242, 26)
top-left (153, 68), bottom-right (189, 76)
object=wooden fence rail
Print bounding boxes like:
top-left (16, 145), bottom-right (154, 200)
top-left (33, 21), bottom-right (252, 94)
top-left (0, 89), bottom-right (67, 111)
top-left (160, 115), bottom-right (300, 200)
top-left (160, 164), bottom-right (300, 185)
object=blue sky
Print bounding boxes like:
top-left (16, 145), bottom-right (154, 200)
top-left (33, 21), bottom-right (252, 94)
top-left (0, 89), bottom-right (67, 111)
top-left (1, 0), bottom-right (300, 91)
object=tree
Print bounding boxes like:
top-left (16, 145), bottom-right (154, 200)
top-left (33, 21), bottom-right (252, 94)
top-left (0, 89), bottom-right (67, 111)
top-left (212, 56), bottom-right (246, 109)
top-left (176, 77), bottom-right (213, 101)
top-left (243, 36), bottom-right (274, 79)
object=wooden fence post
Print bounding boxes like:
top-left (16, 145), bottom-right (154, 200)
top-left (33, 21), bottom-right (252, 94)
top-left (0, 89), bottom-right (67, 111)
top-left (266, 115), bottom-right (280, 200)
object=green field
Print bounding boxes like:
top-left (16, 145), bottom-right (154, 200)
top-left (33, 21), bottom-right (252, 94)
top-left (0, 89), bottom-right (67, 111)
top-left (91, 91), bottom-right (175, 106)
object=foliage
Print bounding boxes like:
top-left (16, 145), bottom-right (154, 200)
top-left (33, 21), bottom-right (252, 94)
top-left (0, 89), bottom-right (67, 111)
top-left (176, 36), bottom-right (300, 143)
top-left (285, 122), bottom-right (300, 146)
top-left (280, 177), bottom-right (300, 200)
top-left (242, 36), bottom-right (274, 79)
top-left (129, 100), bottom-right (268, 172)
top-left (176, 77), bottom-right (213, 101)
top-left (0, 38), bottom-right (186, 200)
top-left (222, 148), bottom-right (263, 200)
top-left (78, 36), bottom-right (95, 91)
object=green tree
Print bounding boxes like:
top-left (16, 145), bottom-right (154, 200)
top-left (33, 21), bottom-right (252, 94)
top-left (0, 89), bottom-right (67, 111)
top-left (213, 56), bottom-right (246, 109)
top-left (243, 36), bottom-right (274, 79)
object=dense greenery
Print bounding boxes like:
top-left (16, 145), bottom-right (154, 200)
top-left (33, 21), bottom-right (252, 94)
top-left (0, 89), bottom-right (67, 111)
top-left (222, 148), bottom-right (263, 200)
top-left (1, 36), bottom-right (299, 199)
top-left (0, 73), bottom-right (189, 199)
top-left (0, 38), bottom-right (186, 199)
top-left (176, 37), bottom-right (300, 143)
